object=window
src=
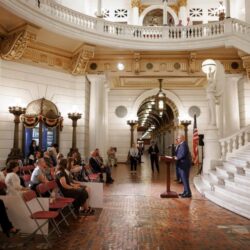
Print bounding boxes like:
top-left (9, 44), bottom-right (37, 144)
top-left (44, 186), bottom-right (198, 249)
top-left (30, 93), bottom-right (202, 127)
top-left (208, 8), bottom-right (217, 17)
top-left (114, 9), bottom-right (128, 18)
top-left (103, 9), bottom-right (110, 18)
top-left (189, 8), bottom-right (203, 17)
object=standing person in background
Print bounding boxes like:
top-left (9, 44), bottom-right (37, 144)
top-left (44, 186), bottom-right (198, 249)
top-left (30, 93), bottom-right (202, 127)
top-left (129, 143), bottom-right (139, 174)
top-left (148, 141), bottom-right (160, 173)
top-left (174, 135), bottom-right (192, 198)
top-left (28, 140), bottom-right (39, 165)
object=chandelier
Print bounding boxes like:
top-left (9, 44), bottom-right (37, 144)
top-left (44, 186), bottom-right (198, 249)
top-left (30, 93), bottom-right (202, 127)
top-left (154, 79), bottom-right (167, 117)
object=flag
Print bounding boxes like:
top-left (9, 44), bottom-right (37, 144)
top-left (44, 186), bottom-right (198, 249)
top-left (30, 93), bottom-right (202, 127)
top-left (193, 114), bottom-right (199, 166)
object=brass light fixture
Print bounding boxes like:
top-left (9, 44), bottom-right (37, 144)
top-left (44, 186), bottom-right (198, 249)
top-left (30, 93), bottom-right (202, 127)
top-left (155, 79), bottom-right (166, 116)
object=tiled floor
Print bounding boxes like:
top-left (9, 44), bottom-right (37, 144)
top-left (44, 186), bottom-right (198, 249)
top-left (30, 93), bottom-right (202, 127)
top-left (1, 155), bottom-right (250, 250)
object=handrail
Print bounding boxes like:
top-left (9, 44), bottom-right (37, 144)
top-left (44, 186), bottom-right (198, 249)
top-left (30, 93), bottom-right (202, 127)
top-left (0, 0), bottom-right (250, 52)
top-left (219, 125), bottom-right (250, 160)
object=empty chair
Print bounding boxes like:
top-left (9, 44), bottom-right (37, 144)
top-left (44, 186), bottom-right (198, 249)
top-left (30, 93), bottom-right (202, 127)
top-left (22, 190), bottom-right (61, 246)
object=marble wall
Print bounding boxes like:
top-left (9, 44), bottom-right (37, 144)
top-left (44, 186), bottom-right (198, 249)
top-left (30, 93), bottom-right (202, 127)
top-left (108, 88), bottom-right (209, 162)
top-left (0, 60), bottom-right (89, 165)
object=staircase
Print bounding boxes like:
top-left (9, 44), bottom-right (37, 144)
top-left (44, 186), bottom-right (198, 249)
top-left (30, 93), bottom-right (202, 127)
top-left (194, 126), bottom-right (250, 219)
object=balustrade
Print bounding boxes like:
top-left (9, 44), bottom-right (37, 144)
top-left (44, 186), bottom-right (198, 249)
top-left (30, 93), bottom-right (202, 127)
top-left (1, 0), bottom-right (250, 50)
top-left (219, 125), bottom-right (250, 160)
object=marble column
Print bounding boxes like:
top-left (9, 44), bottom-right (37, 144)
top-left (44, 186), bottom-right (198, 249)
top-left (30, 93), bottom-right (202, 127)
top-left (178, 0), bottom-right (188, 25)
top-left (163, 0), bottom-right (168, 26)
top-left (245, 0), bottom-right (250, 23)
top-left (226, 0), bottom-right (231, 18)
top-left (130, 0), bottom-right (140, 25)
top-left (88, 75), bottom-right (108, 159)
top-left (96, 0), bottom-right (103, 17)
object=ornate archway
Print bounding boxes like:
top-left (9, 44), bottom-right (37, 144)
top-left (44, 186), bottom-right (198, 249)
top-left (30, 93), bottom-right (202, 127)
top-left (139, 5), bottom-right (179, 26)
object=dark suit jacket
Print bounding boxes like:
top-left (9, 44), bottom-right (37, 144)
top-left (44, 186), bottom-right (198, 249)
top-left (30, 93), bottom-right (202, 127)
top-left (175, 141), bottom-right (191, 169)
top-left (148, 145), bottom-right (159, 156)
top-left (89, 157), bottom-right (101, 173)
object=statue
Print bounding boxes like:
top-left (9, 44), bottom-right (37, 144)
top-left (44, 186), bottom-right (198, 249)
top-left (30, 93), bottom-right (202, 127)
top-left (206, 75), bottom-right (217, 126)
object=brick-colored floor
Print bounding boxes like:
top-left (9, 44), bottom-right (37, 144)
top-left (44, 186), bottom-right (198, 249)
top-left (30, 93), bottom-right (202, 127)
top-left (1, 156), bottom-right (250, 249)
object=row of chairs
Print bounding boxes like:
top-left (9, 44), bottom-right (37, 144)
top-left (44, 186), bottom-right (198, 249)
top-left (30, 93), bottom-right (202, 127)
top-left (22, 180), bottom-right (77, 247)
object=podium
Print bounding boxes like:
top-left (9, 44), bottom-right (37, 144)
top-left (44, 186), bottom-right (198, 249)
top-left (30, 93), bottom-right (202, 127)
top-left (160, 156), bottom-right (178, 198)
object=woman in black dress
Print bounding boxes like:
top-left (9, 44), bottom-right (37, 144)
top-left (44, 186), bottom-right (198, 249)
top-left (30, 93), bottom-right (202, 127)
top-left (55, 159), bottom-right (94, 215)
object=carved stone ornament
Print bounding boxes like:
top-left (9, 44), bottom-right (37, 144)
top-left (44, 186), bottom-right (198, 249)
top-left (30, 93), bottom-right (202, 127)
top-left (1, 25), bottom-right (37, 61)
top-left (71, 44), bottom-right (95, 75)
top-left (178, 0), bottom-right (187, 7)
top-left (189, 52), bottom-right (197, 73)
top-left (241, 55), bottom-right (250, 79)
top-left (134, 52), bottom-right (140, 74)
top-left (131, 0), bottom-right (141, 8)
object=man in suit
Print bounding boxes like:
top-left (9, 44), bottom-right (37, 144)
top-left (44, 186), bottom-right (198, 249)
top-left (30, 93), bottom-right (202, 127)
top-left (148, 141), bottom-right (160, 173)
top-left (174, 135), bottom-right (192, 198)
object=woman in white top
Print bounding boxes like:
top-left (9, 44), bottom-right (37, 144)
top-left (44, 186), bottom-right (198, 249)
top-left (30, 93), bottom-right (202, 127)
top-left (129, 143), bottom-right (139, 173)
top-left (5, 161), bottom-right (27, 195)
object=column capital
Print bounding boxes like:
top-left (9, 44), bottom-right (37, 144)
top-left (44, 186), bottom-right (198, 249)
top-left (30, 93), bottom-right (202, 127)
top-left (87, 74), bottom-right (107, 83)
top-left (1, 24), bottom-right (38, 61)
top-left (131, 0), bottom-right (141, 8)
top-left (241, 55), bottom-right (250, 79)
top-left (71, 44), bottom-right (95, 75)
top-left (178, 0), bottom-right (187, 7)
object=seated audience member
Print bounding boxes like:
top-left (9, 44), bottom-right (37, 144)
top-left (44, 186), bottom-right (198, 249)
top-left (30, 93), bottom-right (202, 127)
top-left (68, 157), bottom-right (81, 174)
top-left (107, 147), bottom-right (117, 167)
top-left (0, 166), bottom-right (7, 195)
top-left (43, 151), bottom-right (54, 180)
top-left (56, 159), bottom-right (94, 215)
top-left (29, 158), bottom-right (48, 191)
top-left (5, 161), bottom-right (28, 195)
top-left (72, 151), bottom-right (83, 166)
top-left (0, 199), bottom-right (19, 237)
top-left (0, 166), bottom-right (7, 182)
top-left (48, 147), bottom-right (57, 167)
top-left (57, 153), bottom-right (64, 164)
top-left (89, 150), bottom-right (114, 184)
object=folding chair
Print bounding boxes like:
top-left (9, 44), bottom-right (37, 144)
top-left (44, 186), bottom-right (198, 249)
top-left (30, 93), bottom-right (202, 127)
top-left (46, 180), bottom-right (77, 219)
top-left (36, 183), bottom-right (70, 226)
top-left (22, 174), bottom-right (31, 187)
top-left (22, 190), bottom-right (61, 246)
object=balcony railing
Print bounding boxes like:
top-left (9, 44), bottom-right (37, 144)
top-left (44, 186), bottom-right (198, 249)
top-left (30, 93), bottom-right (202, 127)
top-left (1, 0), bottom-right (250, 52)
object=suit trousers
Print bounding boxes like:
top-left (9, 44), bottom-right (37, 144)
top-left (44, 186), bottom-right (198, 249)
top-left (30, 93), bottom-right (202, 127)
top-left (179, 167), bottom-right (191, 194)
top-left (150, 155), bottom-right (159, 172)
top-left (130, 156), bottom-right (137, 171)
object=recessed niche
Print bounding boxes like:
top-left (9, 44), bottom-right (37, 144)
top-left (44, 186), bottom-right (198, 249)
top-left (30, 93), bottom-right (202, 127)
top-left (174, 62), bottom-right (181, 70)
top-left (188, 106), bottom-right (201, 118)
top-left (115, 106), bottom-right (128, 118)
top-left (146, 63), bottom-right (154, 70)
top-left (231, 62), bottom-right (239, 70)
top-left (90, 63), bottom-right (98, 70)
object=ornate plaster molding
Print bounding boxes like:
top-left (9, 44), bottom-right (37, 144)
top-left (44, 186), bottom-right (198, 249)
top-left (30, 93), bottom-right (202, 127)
top-left (189, 52), bottom-right (197, 73)
top-left (0, 24), bottom-right (38, 61)
top-left (71, 44), bottom-right (95, 75)
top-left (134, 53), bottom-right (140, 74)
top-left (178, 0), bottom-right (187, 7)
top-left (131, 0), bottom-right (141, 8)
top-left (241, 55), bottom-right (250, 78)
